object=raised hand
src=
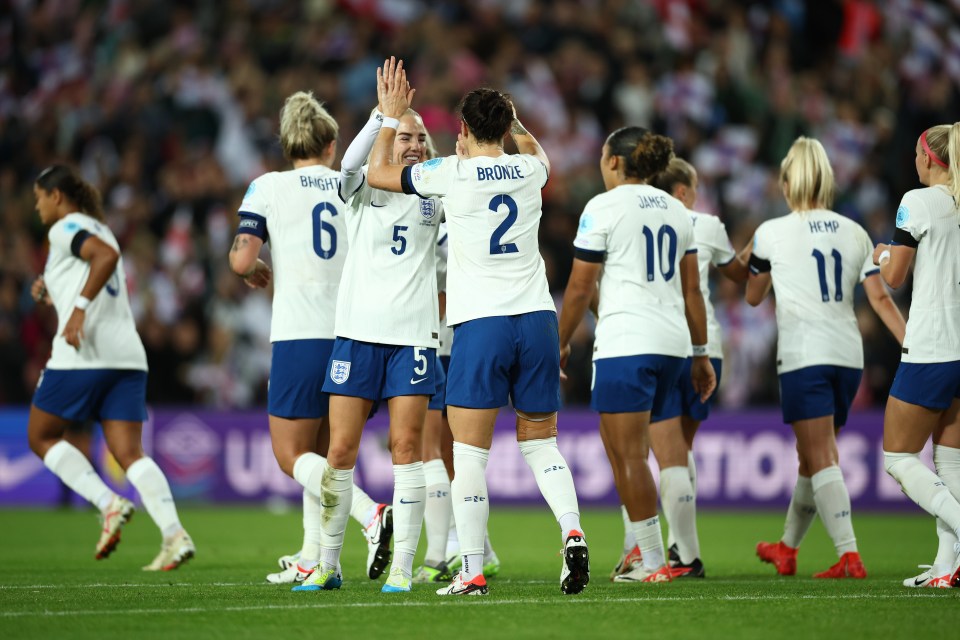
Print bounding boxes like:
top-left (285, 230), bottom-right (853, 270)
top-left (31, 276), bottom-right (51, 305)
top-left (380, 56), bottom-right (415, 118)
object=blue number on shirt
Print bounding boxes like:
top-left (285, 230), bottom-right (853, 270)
top-left (641, 225), bottom-right (678, 281)
top-left (311, 202), bottom-right (338, 259)
top-left (811, 249), bottom-right (843, 302)
top-left (392, 225), bottom-right (408, 255)
top-left (489, 194), bottom-right (519, 255)
top-left (104, 271), bottom-right (120, 297)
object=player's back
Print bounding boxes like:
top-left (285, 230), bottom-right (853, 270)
top-left (416, 154), bottom-right (554, 325)
top-left (753, 209), bottom-right (875, 372)
top-left (577, 184), bottom-right (695, 359)
top-left (240, 165), bottom-right (346, 341)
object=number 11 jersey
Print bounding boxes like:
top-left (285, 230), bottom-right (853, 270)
top-left (574, 184), bottom-right (696, 360)
top-left (751, 209), bottom-right (876, 373)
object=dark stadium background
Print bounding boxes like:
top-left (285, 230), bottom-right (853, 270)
top-left (0, 0), bottom-right (956, 413)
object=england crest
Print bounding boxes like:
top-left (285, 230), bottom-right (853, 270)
top-left (420, 199), bottom-right (436, 220)
top-left (330, 360), bottom-right (351, 384)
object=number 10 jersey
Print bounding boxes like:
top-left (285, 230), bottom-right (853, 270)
top-left (574, 184), bottom-right (696, 361)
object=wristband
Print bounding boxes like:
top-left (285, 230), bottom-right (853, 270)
top-left (692, 345), bottom-right (708, 357)
top-left (75, 295), bottom-right (91, 311)
top-left (381, 117), bottom-right (399, 130)
top-left (878, 249), bottom-right (891, 265)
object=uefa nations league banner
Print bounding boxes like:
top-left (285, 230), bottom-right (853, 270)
top-left (0, 408), bottom-right (929, 509)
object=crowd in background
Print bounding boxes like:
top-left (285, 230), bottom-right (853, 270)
top-left (1, 0), bottom-right (958, 410)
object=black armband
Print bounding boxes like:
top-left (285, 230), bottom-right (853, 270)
top-left (70, 230), bottom-right (92, 258)
top-left (574, 248), bottom-right (605, 263)
top-left (891, 227), bottom-right (920, 249)
top-left (748, 254), bottom-right (771, 274)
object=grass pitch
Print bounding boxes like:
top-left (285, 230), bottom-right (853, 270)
top-left (0, 506), bottom-right (957, 639)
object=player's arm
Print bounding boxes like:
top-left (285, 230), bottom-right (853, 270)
top-left (509, 112), bottom-right (550, 176)
top-left (680, 252), bottom-right (716, 402)
top-left (367, 57), bottom-right (414, 194)
top-left (862, 273), bottom-right (906, 345)
top-left (558, 258), bottom-right (602, 369)
top-left (744, 236), bottom-right (772, 305)
top-left (718, 244), bottom-right (750, 283)
top-left (61, 233), bottom-right (121, 349)
top-left (339, 110), bottom-right (383, 201)
top-left (229, 231), bottom-right (271, 289)
top-left (873, 242), bottom-right (915, 290)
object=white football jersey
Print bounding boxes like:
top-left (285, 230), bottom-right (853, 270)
top-left (406, 154), bottom-right (555, 325)
top-left (690, 211), bottom-right (738, 359)
top-left (238, 165), bottom-right (346, 342)
top-left (574, 184), bottom-right (696, 360)
top-left (752, 209), bottom-right (877, 373)
top-left (336, 166), bottom-right (440, 348)
top-left (894, 185), bottom-right (960, 363)
top-left (436, 224), bottom-right (453, 357)
top-left (43, 213), bottom-right (147, 371)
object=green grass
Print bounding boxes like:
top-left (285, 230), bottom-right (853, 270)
top-left (0, 507), bottom-right (957, 639)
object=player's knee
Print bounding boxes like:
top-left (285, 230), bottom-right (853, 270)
top-left (516, 411), bottom-right (558, 441)
top-left (390, 437), bottom-right (420, 464)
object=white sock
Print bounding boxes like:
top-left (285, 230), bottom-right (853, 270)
top-left (451, 442), bottom-right (489, 580)
top-left (391, 462), bottom-right (426, 578)
top-left (885, 451), bottom-right (960, 534)
top-left (621, 505), bottom-right (636, 552)
top-left (811, 466), bottom-right (857, 555)
top-left (423, 459), bottom-right (452, 565)
top-left (43, 441), bottom-right (114, 510)
top-left (660, 465), bottom-right (700, 563)
top-left (668, 452), bottom-right (697, 550)
top-left (350, 482), bottom-right (378, 526)
top-left (632, 515), bottom-right (665, 571)
top-left (293, 452), bottom-right (326, 496)
top-left (126, 457), bottom-right (183, 539)
top-left (483, 531), bottom-right (497, 561)
top-left (933, 445), bottom-right (960, 574)
top-left (318, 466), bottom-right (353, 571)
top-left (301, 488), bottom-right (323, 564)
top-left (782, 476), bottom-right (816, 548)
top-left (446, 514), bottom-right (460, 559)
top-left (518, 437), bottom-right (582, 539)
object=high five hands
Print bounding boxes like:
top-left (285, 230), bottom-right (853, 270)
top-left (378, 56), bottom-right (415, 119)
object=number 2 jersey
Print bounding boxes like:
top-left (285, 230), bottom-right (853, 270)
top-left (751, 209), bottom-right (877, 373)
top-left (237, 165), bottom-right (347, 342)
top-left (402, 154), bottom-right (555, 326)
top-left (894, 185), bottom-right (960, 364)
top-left (44, 213), bottom-right (147, 371)
top-left (573, 184), bottom-right (696, 360)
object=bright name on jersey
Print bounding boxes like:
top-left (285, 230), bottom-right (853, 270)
top-left (299, 175), bottom-right (339, 190)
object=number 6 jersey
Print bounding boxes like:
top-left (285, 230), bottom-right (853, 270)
top-left (573, 184), bottom-right (695, 360)
top-left (751, 209), bottom-right (877, 373)
top-left (237, 165), bottom-right (347, 342)
top-left (403, 154), bottom-right (554, 326)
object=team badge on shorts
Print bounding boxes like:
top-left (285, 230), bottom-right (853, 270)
top-left (420, 200), bottom-right (436, 221)
top-left (330, 360), bottom-right (351, 384)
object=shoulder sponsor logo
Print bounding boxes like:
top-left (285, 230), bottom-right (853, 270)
top-left (330, 360), bottom-right (351, 384)
top-left (63, 221), bottom-right (79, 232)
top-left (420, 200), bottom-right (436, 220)
top-left (422, 158), bottom-right (442, 171)
top-left (896, 205), bottom-right (909, 228)
top-left (578, 214), bottom-right (593, 233)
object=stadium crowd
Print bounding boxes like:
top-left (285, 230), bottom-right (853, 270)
top-left (1, 0), bottom-right (958, 410)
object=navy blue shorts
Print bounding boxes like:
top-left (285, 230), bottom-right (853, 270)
top-left (428, 352), bottom-right (447, 411)
top-left (591, 354), bottom-right (685, 414)
top-left (269, 339), bottom-right (334, 419)
top-left (33, 368), bottom-right (147, 423)
top-left (778, 365), bottom-right (862, 426)
top-left (890, 360), bottom-right (960, 410)
top-left (652, 357), bottom-right (723, 423)
top-left (321, 338), bottom-right (436, 401)
top-left (446, 311), bottom-right (561, 412)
